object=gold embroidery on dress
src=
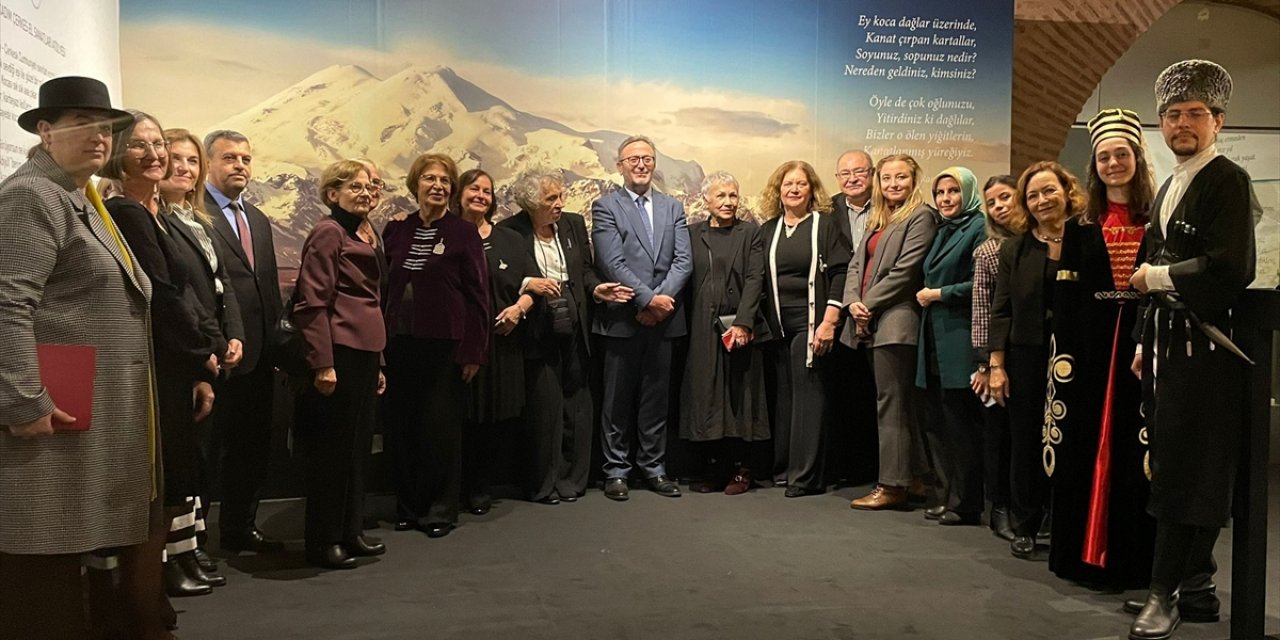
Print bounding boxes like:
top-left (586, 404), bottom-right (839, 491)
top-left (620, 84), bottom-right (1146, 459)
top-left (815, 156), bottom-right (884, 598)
top-left (1043, 334), bottom-right (1072, 477)
top-left (1139, 403), bottom-right (1151, 481)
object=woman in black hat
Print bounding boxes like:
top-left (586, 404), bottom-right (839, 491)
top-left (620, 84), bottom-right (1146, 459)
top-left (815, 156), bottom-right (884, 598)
top-left (0, 77), bottom-right (172, 638)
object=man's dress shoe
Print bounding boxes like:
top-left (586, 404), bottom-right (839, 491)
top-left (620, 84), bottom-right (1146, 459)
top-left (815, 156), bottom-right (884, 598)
top-left (604, 478), bottom-right (629, 501)
top-left (344, 536), bottom-right (386, 557)
top-left (221, 528), bottom-right (284, 553)
top-left (648, 475), bottom-right (682, 497)
top-left (784, 485), bottom-right (823, 498)
top-left (423, 523), bottom-right (454, 539)
top-left (535, 495), bottom-right (561, 505)
top-left (924, 505), bottom-right (947, 520)
top-left (1010, 535), bottom-right (1036, 559)
top-left (306, 544), bottom-right (357, 570)
top-left (393, 519), bottom-right (415, 531)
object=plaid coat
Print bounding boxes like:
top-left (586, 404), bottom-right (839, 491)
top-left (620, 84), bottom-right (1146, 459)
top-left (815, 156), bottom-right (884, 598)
top-left (0, 149), bottom-right (154, 554)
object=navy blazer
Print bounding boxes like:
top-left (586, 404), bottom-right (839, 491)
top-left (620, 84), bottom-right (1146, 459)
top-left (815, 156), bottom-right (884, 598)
top-left (590, 187), bottom-right (692, 338)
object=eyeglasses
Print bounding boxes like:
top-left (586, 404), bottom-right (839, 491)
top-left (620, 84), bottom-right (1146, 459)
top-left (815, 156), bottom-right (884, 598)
top-left (1160, 109), bottom-right (1213, 124)
top-left (344, 182), bottom-right (378, 195)
top-left (125, 140), bottom-right (169, 155)
top-left (620, 155), bottom-right (655, 167)
top-left (369, 178), bottom-right (385, 193)
top-left (836, 169), bottom-right (872, 180)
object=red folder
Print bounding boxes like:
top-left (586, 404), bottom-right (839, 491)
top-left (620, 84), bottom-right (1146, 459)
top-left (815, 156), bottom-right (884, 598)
top-left (37, 343), bottom-right (95, 431)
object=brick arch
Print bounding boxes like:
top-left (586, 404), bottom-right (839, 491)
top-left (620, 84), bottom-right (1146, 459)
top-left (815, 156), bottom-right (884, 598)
top-left (1010, 0), bottom-right (1280, 173)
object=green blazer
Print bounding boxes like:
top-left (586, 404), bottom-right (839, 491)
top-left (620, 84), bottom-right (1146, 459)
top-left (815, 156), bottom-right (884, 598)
top-left (916, 210), bottom-right (985, 389)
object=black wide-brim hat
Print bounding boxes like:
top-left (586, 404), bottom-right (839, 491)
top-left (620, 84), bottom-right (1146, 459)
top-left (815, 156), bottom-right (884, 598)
top-left (17, 76), bottom-right (133, 134)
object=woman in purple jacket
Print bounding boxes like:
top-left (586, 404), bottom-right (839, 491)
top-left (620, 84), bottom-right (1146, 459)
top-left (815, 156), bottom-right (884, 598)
top-left (294, 160), bottom-right (388, 569)
top-left (381, 154), bottom-right (489, 539)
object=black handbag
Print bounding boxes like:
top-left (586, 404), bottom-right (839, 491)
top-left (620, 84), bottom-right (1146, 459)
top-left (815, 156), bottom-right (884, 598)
top-left (545, 295), bottom-right (575, 336)
top-left (271, 287), bottom-right (310, 379)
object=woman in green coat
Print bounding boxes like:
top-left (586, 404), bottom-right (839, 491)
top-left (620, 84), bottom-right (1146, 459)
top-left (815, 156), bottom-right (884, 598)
top-left (914, 166), bottom-right (987, 525)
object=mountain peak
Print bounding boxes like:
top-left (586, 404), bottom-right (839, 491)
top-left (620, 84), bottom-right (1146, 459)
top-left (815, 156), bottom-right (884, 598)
top-left (388, 64), bottom-right (507, 113)
top-left (297, 64), bottom-right (376, 86)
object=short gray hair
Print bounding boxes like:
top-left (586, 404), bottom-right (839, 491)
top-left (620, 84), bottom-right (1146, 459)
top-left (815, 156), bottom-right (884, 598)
top-left (616, 134), bottom-right (656, 161)
top-left (203, 129), bottom-right (250, 154)
top-left (510, 168), bottom-right (564, 212)
top-left (699, 171), bottom-right (739, 199)
top-left (837, 149), bottom-right (873, 167)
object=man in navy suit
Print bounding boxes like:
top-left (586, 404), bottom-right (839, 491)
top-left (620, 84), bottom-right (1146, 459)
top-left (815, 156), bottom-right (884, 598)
top-left (591, 135), bottom-right (692, 500)
top-left (201, 130), bottom-right (284, 552)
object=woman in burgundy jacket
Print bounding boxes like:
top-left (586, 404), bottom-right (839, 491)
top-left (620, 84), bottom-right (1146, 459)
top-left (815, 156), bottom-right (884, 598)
top-left (294, 160), bottom-right (387, 569)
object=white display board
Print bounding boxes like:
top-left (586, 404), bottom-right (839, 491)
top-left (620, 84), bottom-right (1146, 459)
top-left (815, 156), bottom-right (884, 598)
top-left (0, 0), bottom-right (121, 180)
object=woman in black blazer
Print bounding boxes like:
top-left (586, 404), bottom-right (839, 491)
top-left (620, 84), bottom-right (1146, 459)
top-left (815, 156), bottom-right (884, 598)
top-left (100, 111), bottom-right (222, 602)
top-left (154, 127), bottom-right (241, 590)
top-left (988, 161), bottom-right (1110, 560)
top-left (498, 170), bottom-right (631, 503)
top-left (758, 160), bottom-right (852, 497)
top-left (680, 171), bottom-right (770, 495)
top-left (455, 169), bottom-right (536, 514)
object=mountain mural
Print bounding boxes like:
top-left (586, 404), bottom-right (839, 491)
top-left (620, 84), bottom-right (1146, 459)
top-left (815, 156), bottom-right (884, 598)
top-left (214, 64), bottom-right (709, 270)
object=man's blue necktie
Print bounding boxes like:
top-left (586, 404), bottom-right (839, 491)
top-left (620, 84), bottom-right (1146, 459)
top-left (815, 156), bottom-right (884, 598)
top-left (635, 195), bottom-right (653, 246)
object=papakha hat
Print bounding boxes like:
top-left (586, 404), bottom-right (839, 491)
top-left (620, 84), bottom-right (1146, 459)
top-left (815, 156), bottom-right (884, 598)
top-left (1154, 60), bottom-right (1232, 114)
top-left (17, 76), bottom-right (133, 134)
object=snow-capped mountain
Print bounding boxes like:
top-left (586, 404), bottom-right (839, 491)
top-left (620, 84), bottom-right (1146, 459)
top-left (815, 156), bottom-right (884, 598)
top-left (214, 64), bottom-right (707, 268)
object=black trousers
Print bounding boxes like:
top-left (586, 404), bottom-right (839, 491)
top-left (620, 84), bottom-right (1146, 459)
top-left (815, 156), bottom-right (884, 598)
top-left (298, 345), bottom-right (379, 548)
top-left (1007, 344), bottom-right (1050, 537)
top-left (385, 336), bottom-right (465, 526)
top-left (982, 402), bottom-right (1012, 508)
top-left (211, 363), bottom-right (275, 536)
top-left (921, 374), bottom-right (985, 516)
top-left (766, 331), bottom-right (828, 491)
top-left (823, 342), bottom-right (878, 485)
top-left (599, 330), bottom-right (673, 480)
top-left (525, 335), bottom-right (594, 500)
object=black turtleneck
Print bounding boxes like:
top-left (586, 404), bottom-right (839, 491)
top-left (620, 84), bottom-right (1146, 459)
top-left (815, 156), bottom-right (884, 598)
top-left (329, 206), bottom-right (363, 237)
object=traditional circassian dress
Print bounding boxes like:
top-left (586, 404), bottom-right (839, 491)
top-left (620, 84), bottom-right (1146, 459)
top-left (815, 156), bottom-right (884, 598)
top-left (1042, 213), bottom-right (1153, 590)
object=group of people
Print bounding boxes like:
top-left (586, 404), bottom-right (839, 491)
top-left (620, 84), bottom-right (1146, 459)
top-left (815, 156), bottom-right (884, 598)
top-left (0, 57), bottom-right (1255, 640)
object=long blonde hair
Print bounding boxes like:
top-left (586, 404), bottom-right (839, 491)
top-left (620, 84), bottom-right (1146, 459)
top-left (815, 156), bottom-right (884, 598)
top-left (758, 160), bottom-right (832, 220)
top-left (868, 154), bottom-right (926, 231)
top-left (162, 128), bottom-right (211, 224)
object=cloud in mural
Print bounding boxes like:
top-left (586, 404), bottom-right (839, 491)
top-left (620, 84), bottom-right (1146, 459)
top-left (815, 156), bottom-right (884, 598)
top-left (672, 108), bottom-right (798, 138)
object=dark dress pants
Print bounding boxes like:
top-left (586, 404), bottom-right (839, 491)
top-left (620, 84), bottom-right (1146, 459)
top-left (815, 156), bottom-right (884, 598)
top-left (385, 336), bottom-right (465, 526)
top-left (982, 402), bottom-right (1012, 508)
top-left (599, 329), bottom-right (672, 480)
top-left (766, 331), bottom-right (828, 491)
top-left (870, 344), bottom-right (926, 488)
top-left (299, 345), bottom-right (379, 549)
top-left (921, 373), bottom-right (985, 516)
top-left (1007, 344), bottom-right (1050, 537)
top-left (213, 363), bottom-right (275, 537)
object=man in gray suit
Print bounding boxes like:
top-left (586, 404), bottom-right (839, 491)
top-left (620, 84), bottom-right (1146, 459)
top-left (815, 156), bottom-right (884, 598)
top-left (591, 135), bottom-right (692, 500)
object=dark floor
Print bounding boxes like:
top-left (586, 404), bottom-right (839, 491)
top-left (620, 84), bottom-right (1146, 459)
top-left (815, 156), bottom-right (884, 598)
top-left (178, 482), bottom-right (1280, 640)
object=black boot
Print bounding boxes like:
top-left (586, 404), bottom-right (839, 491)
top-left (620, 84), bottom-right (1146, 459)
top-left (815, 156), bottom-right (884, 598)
top-left (176, 550), bottom-right (226, 587)
top-left (163, 558), bottom-right (213, 597)
top-left (193, 547), bottom-right (218, 573)
top-left (989, 506), bottom-right (1015, 541)
top-left (1128, 591), bottom-right (1180, 640)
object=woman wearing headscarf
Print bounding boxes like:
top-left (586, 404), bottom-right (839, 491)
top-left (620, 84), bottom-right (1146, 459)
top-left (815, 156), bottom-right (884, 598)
top-left (914, 167), bottom-right (987, 526)
top-left (100, 110), bottom-right (223, 601)
top-left (680, 171), bottom-right (770, 494)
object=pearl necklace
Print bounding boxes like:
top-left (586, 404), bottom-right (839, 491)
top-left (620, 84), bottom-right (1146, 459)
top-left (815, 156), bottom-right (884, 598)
top-left (1034, 229), bottom-right (1063, 244)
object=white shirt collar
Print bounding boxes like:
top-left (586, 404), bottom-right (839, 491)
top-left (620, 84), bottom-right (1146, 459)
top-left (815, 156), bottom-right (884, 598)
top-left (1173, 144), bottom-right (1218, 177)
